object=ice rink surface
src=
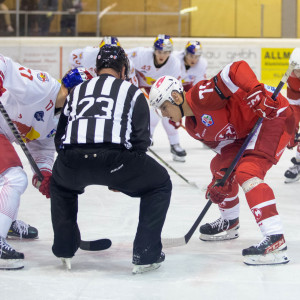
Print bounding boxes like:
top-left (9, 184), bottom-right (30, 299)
top-left (1, 122), bottom-right (300, 300)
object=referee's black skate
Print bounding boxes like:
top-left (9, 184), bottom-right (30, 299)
top-left (199, 217), bottom-right (239, 241)
top-left (170, 143), bottom-right (187, 162)
top-left (132, 252), bottom-right (165, 274)
top-left (0, 236), bottom-right (24, 270)
top-left (284, 157), bottom-right (300, 183)
top-left (7, 220), bottom-right (38, 239)
top-left (242, 234), bottom-right (289, 265)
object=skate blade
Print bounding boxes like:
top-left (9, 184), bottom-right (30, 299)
top-left (0, 259), bottom-right (24, 270)
top-left (200, 227), bottom-right (239, 241)
top-left (6, 234), bottom-right (39, 240)
top-left (284, 176), bottom-right (300, 183)
top-left (132, 262), bottom-right (161, 274)
top-left (61, 258), bottom-right (72, 270)
top-left (243, 250), bottom-right (290, 266)
top-left (172, 154), bottom-right (185, 162)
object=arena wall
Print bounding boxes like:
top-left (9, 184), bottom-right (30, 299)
top-left (1, 37), bottom-right (300, 87)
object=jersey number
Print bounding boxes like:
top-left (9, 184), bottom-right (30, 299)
top-left (19, 67), bottom-right (33, 80)
top-left (77, 96), bottom-right (114, 119)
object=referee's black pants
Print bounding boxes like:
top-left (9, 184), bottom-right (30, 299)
top-left (50, 144), bottom-right (172, 265)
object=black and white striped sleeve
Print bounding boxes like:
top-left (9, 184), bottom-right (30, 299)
top-left (130, 90), bottom-right (151, 153)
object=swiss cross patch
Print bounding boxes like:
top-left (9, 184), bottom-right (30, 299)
top-left (251, 208), bottom-right (263, 222)
top-left (201, 114), bottom-right (214, 127)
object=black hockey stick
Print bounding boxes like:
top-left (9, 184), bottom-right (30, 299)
top-left (0, 101), bottom-right (44, 183)
top-left (80, 239), bottom-right (112, 251)
top-left (149, 148), bottom-right (198, 188)
top-left (162, 61), bottom-right (296, 248)
top-left (0, 100), bottom-right (111, 252)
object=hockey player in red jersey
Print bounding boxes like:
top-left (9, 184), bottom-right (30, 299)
top-left (284, 48), bottom-right (300, 183)
top-left (149, 60), bottom-right (294, 265)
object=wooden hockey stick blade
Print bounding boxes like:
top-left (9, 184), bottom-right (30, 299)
top-left (80, 239), bottom-right (112, 251)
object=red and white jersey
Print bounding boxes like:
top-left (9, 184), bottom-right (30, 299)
top-left (0, 54), bottom-right (61, 171)
top-left (286, 72), bottom-right (300, 106)
top-left (126, 47), bottom-right (183, 92)
top-left (69, 46), bottom-right (139, 87)
top-left (185, 60), bottom-right (290, 155)
top-left (173, 50), bottom-right (207, 91)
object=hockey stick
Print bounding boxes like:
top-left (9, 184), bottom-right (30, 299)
top-left (149, 148), bottom-right (198, 188)
top-left (162, 61), bottom-right (296, 248)
top-left (0, 101), bottom-right (44, 183)
top-left (0, 101), bottom-right (111, 252)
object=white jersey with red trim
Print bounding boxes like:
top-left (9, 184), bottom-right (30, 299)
top-left (126, 47), bottom-right (183, 90)
top-left (0, 54), bottom-right (61, 171)
top-left (69, 46), bottom-right (138, 87)
top-left (69, 48), bottom-right (84, 69)
top-left (173, 50), bottom-right (207, 91)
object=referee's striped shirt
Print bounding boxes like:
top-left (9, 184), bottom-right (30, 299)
top-left (55, 74), bottom-right (151, 152)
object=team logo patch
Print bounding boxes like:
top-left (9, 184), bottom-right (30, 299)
top-left (216, 124), bottom-right (237, 140)
top-left (201, 114), bottom-right (214, 127)
top-left (34, 111), bottom-right (44, 122)
top-left (251, 208), bottom-right (263, 222)
top-left (37, 72), bottom-right (49, 82)
top-left (47, 128), bottom-right (56, 138)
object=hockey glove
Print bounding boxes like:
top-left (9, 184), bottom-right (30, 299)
top-left (32, 170), bottom-right (52, 199)
top-left (206, 170), bottom-right (235, 204)
top-left (287, 132), bottom-right (300, 149)
top-left (169, 119), bottom-right (182, 129)
top-left (244, 84), bottom-right (279, 120)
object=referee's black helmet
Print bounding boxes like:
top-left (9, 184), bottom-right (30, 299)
top-left (96, 44), bottom-right (129, 79)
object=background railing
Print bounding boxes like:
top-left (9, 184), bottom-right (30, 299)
top-left (0, 0), bottom-right (299, 38)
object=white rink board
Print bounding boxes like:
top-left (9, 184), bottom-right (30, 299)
top-left (1, 37), bottom-right (300, 80)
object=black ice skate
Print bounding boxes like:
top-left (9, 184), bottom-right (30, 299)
top-left (199, 217), bottom-right (240, 241)
top-left (132, 252), bottom-right (165, 274)
top-left (170, 144), bottom-right (187, 162)
top-left (284, 157), bottom-right (300, 183)
top-left (7, 220), bottom-right (38, 239)
top-left (0, 236), bottom-right (24, 270)
top-left (242, 234), bottom-right (289, 265)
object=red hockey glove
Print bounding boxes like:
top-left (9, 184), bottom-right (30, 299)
top-left (287, 132), bottom-right (300, 149)
top-left (32, 170), bottom-right (52, 199)
top-left (244, 84), bottom-right (279, 120)
top-left (206, 170), bottom-right (235, 204)
top-left (169, 119), bottom-right (182, 129)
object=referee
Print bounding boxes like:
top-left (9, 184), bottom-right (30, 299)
top-left (50, 45), bottom-right (172, 274)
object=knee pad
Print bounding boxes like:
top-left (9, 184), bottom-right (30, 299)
top-left (1, 166), bottom-right (28, 195)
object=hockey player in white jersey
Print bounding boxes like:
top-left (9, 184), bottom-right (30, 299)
top-left (69, 36), bottom-right (139, 87)
top-left (0, 54), bottom-right (93, 270)
top-left (126, 34), bottom-right (187, 162)
top-left (173, 40), bottom-right (208, 92)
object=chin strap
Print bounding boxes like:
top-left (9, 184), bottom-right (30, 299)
top-left (175, 92), bottom-right (185, 118)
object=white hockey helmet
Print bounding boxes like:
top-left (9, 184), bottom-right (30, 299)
top-left (290, 48), bottom-right (300, 69)
top-left (149, 75), bottom-right (183, 108)
top-left (185, 40), bottom-right (202, 56)
top-left (153, 34), bottom-right (174, 52)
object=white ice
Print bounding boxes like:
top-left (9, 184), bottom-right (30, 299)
top-left (1, 122), bottom-right (300, 300)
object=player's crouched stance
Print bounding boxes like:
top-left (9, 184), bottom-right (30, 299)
top-left (149, 62), bottom-right (294, 266)
top-left (50, 45), bottom-right (171, 274)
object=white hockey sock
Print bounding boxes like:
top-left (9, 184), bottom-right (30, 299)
top-left (0, 167), bottom-right (28, 237)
